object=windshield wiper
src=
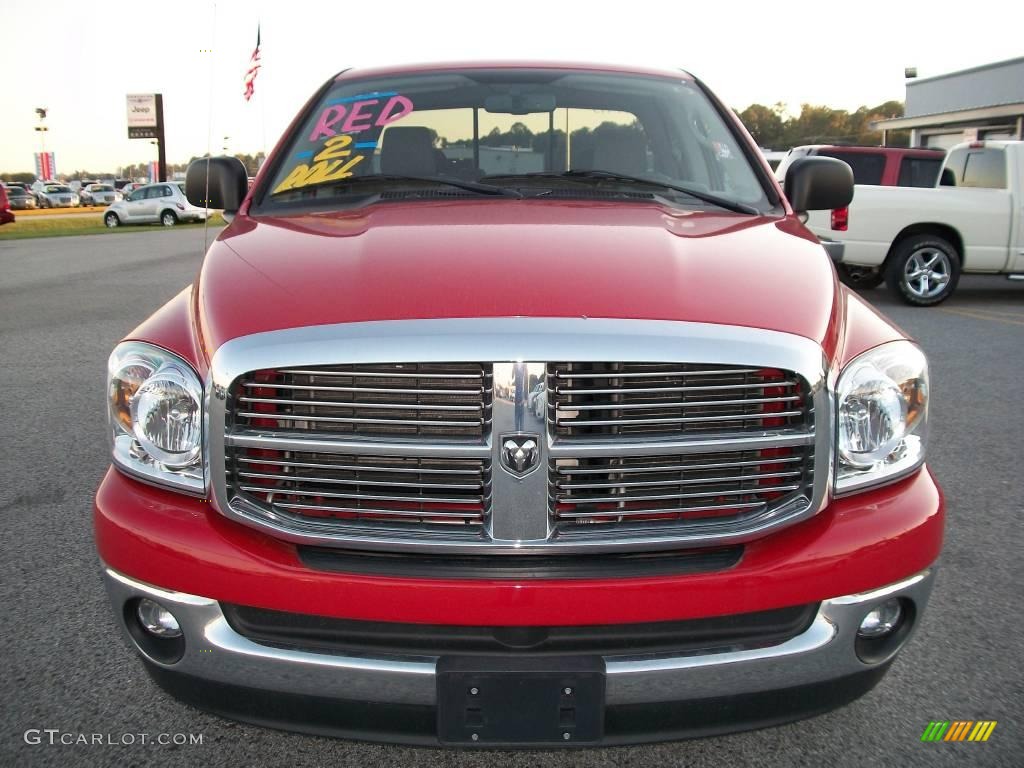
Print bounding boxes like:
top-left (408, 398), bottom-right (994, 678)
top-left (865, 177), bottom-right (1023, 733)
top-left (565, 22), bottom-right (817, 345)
top-left (482, 170), bottom-right (759, 214)
top-left (271, 174), bottom-right (522, 199)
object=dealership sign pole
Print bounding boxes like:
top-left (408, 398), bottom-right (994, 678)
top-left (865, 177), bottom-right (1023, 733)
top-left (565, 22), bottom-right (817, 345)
top-left (126, 93), bottom-right (166, 182)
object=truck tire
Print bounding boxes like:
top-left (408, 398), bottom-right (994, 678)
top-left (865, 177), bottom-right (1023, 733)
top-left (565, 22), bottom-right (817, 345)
top-left (885, 234), bottom-right (960, 306)
top-left (837, 265), bottom-right (884, 290)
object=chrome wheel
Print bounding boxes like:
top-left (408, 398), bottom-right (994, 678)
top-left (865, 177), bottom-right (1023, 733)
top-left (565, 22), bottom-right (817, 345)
top-left (104, 213), bottom-right (119, 228)
top-left (161, 211), bottom-right (177, 227)
top-left (902, 247), bottom-right (951, 300)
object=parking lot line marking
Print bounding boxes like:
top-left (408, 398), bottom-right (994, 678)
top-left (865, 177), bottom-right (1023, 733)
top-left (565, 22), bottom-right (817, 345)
top-left (947, 307), bottom-right (1024, 319)
top-left (937, 307), bottom-right (1024, 327)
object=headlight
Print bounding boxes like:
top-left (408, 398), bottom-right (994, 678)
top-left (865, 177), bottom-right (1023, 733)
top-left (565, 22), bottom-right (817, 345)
top-left (835, 340), bottom-right (928, 494)
top-left (108, 342), bottom-right (205, 493)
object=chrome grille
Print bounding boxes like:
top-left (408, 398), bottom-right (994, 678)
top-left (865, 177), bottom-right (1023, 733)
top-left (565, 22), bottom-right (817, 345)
top-left (211, 318), bottom-right (827, 553)
top-left (232, 363), bottom-right (492, 439)
top-left (226, 448), bottom-right (490, 528)
top-left (551, 446), bottom-right (814, 531)
top-left (547, 362), bottom-right (810, 439)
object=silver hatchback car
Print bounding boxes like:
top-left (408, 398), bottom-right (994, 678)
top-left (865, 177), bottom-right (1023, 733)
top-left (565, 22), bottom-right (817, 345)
top-left (103, 182), bottom-right (211, 228)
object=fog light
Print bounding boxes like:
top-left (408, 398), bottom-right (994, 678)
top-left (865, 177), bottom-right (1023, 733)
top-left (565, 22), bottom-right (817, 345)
top-left (858, 598), bottom-right (903, 638)
top-left (136, 598), bottom-right (182, 638)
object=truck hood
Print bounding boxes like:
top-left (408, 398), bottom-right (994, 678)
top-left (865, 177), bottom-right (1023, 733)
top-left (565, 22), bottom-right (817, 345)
top-left (197, 200), bottom-right (839, 356)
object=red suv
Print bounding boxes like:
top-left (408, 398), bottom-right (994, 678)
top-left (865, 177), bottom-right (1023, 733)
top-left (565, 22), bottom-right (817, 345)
top-left (776, 145), bottom-right (945, 188)
top-left (95, 62), bottom-right (942, 747)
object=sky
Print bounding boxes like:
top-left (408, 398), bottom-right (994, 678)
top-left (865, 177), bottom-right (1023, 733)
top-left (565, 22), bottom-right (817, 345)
top-left (1, 0), bottom-right (1022, 174)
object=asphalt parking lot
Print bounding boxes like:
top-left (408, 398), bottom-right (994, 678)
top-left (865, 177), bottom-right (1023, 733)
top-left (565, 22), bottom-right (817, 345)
top-left (1, 228), bottom-right (1021, 767)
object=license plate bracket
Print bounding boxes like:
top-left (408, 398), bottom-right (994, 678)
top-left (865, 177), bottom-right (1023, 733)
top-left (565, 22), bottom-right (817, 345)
top-left (437, 656), bottom-right (605, 746)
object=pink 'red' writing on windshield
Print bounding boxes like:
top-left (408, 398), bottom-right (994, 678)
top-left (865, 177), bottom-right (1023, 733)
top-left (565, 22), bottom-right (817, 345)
top-left (308, 95), bottom-right (415, 141)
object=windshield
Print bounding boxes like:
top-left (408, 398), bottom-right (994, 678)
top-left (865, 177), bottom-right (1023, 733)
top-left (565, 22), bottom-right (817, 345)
top-left (47, 185), bottom-right (70, 193)
top-left (258, 68), bottom-right (772, 213)
top-left (93, 185), bottom-right (114, 192)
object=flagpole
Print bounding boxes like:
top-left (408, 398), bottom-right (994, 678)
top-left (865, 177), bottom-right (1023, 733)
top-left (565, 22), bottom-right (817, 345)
top-left (260, 22), bottom-right (267, 163)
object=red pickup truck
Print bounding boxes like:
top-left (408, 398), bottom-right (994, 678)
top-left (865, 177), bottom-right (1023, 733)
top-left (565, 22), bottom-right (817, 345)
top-left (95, 62), bottom-right (943, 747)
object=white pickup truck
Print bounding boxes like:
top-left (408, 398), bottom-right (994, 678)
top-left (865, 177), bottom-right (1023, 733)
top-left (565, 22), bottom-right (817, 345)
top-left (806, 141), bottom-right (1024, 305)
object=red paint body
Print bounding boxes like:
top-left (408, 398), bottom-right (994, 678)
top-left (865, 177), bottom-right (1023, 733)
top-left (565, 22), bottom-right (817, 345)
top-left (104, 62), bottom-right (943, 628)
top-left (94, 466), bottom-right (942, 626)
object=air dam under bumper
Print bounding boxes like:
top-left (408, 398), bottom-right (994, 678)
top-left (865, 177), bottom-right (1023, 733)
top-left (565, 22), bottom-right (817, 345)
top-left (103, 567), bottom-right (934, 746)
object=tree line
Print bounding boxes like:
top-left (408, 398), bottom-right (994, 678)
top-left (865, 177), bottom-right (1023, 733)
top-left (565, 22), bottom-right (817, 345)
top-left (736, 101), bottom-right (908, 149)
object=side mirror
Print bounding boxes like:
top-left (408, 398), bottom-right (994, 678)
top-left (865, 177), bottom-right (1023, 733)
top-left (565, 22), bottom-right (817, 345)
top-left (784, 156), bottom-right (854, 212)
top-left (185, 156), bottom-right (248, 220)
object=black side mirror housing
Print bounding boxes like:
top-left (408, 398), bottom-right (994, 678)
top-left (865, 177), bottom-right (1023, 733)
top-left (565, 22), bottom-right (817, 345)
top-left (784, 156), bottom-right (854, 212)
top-left (185, 156), bottom-right (248, 219)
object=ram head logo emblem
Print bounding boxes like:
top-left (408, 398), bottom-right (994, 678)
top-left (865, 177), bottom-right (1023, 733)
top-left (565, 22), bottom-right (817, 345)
top-left (501, 434), bottom-right (540, 476)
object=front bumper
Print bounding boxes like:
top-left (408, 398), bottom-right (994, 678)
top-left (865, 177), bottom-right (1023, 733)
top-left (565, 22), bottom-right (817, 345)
top-left (96, 461), bottom-right (943, 745)
top-left (103, 565), bottom-right (934, 745)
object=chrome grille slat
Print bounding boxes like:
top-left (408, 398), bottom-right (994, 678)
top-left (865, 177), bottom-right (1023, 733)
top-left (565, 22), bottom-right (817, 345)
top-left (557, 411), bottom-right (804, 427)
top-left (555, 382), bottom-right (801, 395)
top-left (234, 456), bottom-right (481, 475)
top-left (556, 456), bottom-right (804, 475)
top-left (551, 443), bottom-right (815, 532)
top-left (232, 362), bottom-right (492, 440)
top-left (274, 503), bottom-right (484, 522)
top-left (557, 470), bottom-right (804, 489)
top-left (237, 486), bottom-right (483, 504)
top-left (554, 485), bottom-right (802, 505)
top-left (239, 397), bottom-right (483, 412)
top-left (241, 382), bottom-right (483, 396)
top-left (556, 502), bottom-right (766, 518)
top-left (236, 412), bottom-right (484, 427)
top-left (225, 443), bottom-right (491, 530)
top-left (548, 362), bottom-right (810, 439)
top-left (283, 369), bottom-right (485, 380)
top-left (558, 395), bottom-right (802, 411)
top-left (553, 368), bottom-right (763, 379)
top-left (236, 471), bottom-right (483, 491)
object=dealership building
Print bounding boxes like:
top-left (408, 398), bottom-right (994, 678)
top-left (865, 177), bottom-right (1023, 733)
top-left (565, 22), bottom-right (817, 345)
top-left (875, 56), bottom-right (1024, 149)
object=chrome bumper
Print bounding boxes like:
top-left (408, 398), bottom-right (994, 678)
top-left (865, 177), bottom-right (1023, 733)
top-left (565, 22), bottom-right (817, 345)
top-left (103, 566), bottom-right (934, 707)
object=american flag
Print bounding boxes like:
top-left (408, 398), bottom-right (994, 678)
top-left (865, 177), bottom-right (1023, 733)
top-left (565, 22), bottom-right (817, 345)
top-left (243, 25), bottom-right (261, 101)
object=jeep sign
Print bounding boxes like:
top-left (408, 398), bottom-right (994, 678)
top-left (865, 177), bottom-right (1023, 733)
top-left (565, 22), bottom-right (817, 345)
top-left (126, 94), bottom-right (158, 127)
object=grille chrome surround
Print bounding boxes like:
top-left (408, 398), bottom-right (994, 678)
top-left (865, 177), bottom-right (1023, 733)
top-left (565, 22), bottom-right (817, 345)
top-left (208, 318), bottom-right (832, 554)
